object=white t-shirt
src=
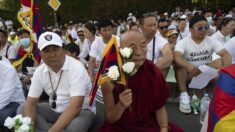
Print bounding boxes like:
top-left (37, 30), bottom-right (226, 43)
top-left (79, 36), bottom-right (99, 59)
top-left (0, 60), bottom-right (25, 110)
top-left (89, 35), bottom-right (120, 62)
top-left (28, 56), bottom-right (95, 113)
top-left (146, 34), bottom-right (168, 64)
top-left (174, 35), bottom-right (224, 66)
top-left (224, 37), bottom-right (235, 64)
top-left (0, 42), bottom-right (17, 60)
top-left (210, 31), bottom-right (231, 60)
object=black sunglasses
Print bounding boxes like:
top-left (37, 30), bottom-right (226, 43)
top-left (78, 34), bottom-right (84, 37)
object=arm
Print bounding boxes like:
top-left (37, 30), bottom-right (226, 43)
top-left (156, 44), bottom-right (173, 70)
top-left (156, 106), bottom-right (168, 132)
top-left (174, 51), bottom-right (195, 72)
top-left (0, 67), bottom-right (20, 109)
top-left (174, 51), bottom-right (201, 76)
top-left (49, 96), bottom-right (84, 132)
top-left (101, 83), bottom-right (132, 123)
top-left (88, 56), bottom-right (96, 82)
top-left (217, 49), bottom-right (231, 67)
top-left (23, 97), bottom-right (39, 129)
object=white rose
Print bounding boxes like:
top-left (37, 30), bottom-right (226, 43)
top-left (122, 62), bottom-right (135, 74)
top-left (4, 117), bottom-right (15, 129)
top-left (120, 47), bottom-right (133, 59)
top-left (14, 114), bottom-right (23, 123)
top-left (18, 124), bottom-right (30, 132)
top-left (22, 117), bottom-right (31, 125)
top-left (108, 65), bottom-right (120, 81)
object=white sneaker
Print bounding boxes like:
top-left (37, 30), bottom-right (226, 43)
top-left (179, 94), bottom-right (191, 113)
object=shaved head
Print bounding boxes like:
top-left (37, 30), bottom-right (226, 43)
top-left (120, 30), bottom-right (147, 68)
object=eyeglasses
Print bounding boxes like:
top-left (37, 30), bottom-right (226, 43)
top-left (78, 34), bottom-right (84, 37)
top-left (193, 25), bottom-right (210, 31)
top-left (159, 25), bottom-right (168, 30)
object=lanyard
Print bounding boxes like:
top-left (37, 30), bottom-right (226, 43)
top-left (48, 70), bottom-right (63, 102)
top-left (152, 36), bottom-right (156, 62)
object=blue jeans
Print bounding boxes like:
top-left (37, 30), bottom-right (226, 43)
top-left (0, 102), bottom-right (20, 127)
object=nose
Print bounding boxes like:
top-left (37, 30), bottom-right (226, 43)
top-left (135, 46), bottom-right (143, 56)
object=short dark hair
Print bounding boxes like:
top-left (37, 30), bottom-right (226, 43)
top-left (129, 22), bottom-right (139, 29)
top-left (97, 19), bottom-right (113, 31)
top-left (218, 17), bottom-right (235, 31)
top-left (17, 29), bottom-right (30, 36)
top-left (158, 18), bottom-right (168, 27)
top-left (0, 29), bottom-right (7, 37)
top-left (189, 15), bottom-right (207, 28)
top-left (84, 22), bottom-right (96, 35)
top-left (139, 12), bottom-right (156, 26)
top-left (64, 43), bottom-right (80, 56)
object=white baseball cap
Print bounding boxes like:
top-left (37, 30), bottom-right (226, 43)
top-left (38, 31), bottom-right (63, 51)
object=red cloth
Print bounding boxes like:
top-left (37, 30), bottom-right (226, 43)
top-left (99, 60), bottom-right (183, 132)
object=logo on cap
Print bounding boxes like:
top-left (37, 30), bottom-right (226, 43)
top-left (44, 35), bottom-right (52, 41)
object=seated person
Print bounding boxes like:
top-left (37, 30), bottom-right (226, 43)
top-left (0, 56), bottom-right (25, 127)
top-left (13, 29), bottom-right (41, 74)
top-left (20, 32), bottom-right (96, 132)
top-left (99, 30), bottom-right (183, 132)
top-left (13, 29), bottom-right (41, 86)
top-left (166, 29), bottom-right (178, 51)
top-left (174, 15), bottom-right (231, 114)
top-left (64, 43), bottom-right (87, 67)
top-left (0, 29), bottom-right (17, 63)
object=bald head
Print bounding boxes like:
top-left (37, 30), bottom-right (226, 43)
top-left (120, 30), bottom-right (145, 48)
top-left (120, 30), bottom-right (147, 68)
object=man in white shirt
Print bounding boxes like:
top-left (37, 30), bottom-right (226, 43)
top-left (21, 32), bottom-right (95, 132)
top-left (88, 19), bottom-right (120, 82)
top-left (174, 15), bottom-right (231, 114)
top-left (224, 37), bottom-right (235, 64)
top-left (0, 56), bottom-right (25, 127)
top-left (0, 29), bottom-right (17, 63)
top-left (140, 13), bottom-right (173, 77)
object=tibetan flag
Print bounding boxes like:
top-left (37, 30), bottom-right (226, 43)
top-left (207, 64), bottom-right (235, 132)
top-left (89, 36), bottom-right (126, 106)
top-left (17, 0), bottom-right (43, 42)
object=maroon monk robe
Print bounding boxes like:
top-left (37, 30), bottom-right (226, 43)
top-left (99, 60), bottom-right (183, 132)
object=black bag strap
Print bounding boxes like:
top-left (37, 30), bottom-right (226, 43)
top-left (152, 36), bottom-right (156, 62)
top-left (5, 43), bottom-right (11, 59)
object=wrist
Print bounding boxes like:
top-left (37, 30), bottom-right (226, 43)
top-left (117, 101), bottom-right (126, 110)
top-left (160, 125), bottom-right (170, 131)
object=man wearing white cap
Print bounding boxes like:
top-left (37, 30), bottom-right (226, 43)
top-left (22, 32), bottom-right (96, 132)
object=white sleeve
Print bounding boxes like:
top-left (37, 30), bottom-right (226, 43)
top-left (224, 38), bottom-right (235, 63)
top-left (69, 64), bottom-right (91, 97)
top-left (174, 40), bottom-right (185, 54)
top-left (0, 65), bottom-right (20, 109)
top-left (89, 40), bottom-right (99, 58)
top-left (7, 45), bottom-right (17, 60)
top-left (28, 69), bottom-right (43, 98)
top-left (213, 40), bottom-right (224, 53)
top-left (79, 42), bottom-right (89, 59)
top-left (158, 37), bottom-right (168, 50)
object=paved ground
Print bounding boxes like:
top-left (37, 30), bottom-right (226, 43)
top-left (167, 102), bottom-right (202, 132)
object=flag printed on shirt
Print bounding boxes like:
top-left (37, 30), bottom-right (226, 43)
top-left (18, 0), bottom-right (43, 42)
top-left (89, 36), bottom-right (126, 106)
top-left (207, 65), bottom-right (235, 132)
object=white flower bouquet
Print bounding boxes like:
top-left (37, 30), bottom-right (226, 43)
top-left (4, 114), bottom-right (33, 132)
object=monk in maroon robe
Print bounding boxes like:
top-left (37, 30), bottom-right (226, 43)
top-left (99, 30), bottom-right (183, 132)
